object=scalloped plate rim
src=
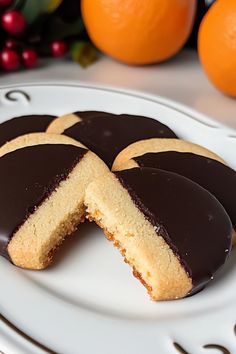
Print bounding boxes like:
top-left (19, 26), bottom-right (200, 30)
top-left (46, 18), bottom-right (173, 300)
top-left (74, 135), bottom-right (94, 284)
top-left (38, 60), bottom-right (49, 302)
top-left (0, 83), bottom-right (235, 354)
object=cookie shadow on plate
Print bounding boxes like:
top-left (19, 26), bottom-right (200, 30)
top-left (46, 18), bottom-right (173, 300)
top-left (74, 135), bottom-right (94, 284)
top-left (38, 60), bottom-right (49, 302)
top-left (50, 220), bottom-right (100, 268)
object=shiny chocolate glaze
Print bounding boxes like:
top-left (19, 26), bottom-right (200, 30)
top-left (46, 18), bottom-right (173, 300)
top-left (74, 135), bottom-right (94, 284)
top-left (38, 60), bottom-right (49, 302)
top-left (134, 151), bottom-right (236, 230)
top-left (0, 144), bottom-right (87, 259)
top-left (115, 168), bottom-right (232, 294)
top-left (64, 111), bottom-right (177, 167)
top-left (0, 115), bottom-right (55, 147)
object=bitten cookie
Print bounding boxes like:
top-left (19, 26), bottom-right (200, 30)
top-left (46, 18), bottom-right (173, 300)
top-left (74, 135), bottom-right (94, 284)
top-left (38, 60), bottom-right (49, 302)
top-left (0, 114), bottom-right (55, 147)
top-left (0, 133), bottom-right (109, 269)
top-left (47, 111), bottom-right (178, 167)
top-left (112, 138), bottom-right (225, 170)
top-left (112, 138), bottom-right (236, 244)
top-left (85, 168), bottom-right (232, 301)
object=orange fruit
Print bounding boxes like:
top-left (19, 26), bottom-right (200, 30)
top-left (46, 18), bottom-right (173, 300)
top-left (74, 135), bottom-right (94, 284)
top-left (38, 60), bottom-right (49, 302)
top-left (81, 0), bottom-right (197, 65)
top-left (198, 0), bottom-right (236, 97)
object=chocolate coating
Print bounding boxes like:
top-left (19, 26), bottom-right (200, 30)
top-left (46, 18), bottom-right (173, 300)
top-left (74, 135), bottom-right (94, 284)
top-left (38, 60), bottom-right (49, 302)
top-left (115, 168), bottom-right (232, 294)
top-left (64, 111), bottom-right (177, 167)
top-left (0, 144), bottom-right (87, 260)
top-left (0, 115), bottom-right (55, 147)
top-left (134, 151), bottom-right (236, 230)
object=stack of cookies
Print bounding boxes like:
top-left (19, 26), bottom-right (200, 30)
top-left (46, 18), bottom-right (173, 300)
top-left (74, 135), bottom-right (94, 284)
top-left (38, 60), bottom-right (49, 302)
top-left (0, 111), bottom-right (235, 301)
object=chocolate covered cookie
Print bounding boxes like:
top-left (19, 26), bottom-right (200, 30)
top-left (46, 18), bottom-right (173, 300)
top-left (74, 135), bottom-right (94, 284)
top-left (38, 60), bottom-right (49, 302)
top-left (85, 168), bottom-right (232, 300)
top-left (112, 138), bottom-right (225, 170)
top-left (0, 115), bottom-right (55, 147)
top-left (0, 133), bottom-right (109, 269)
top-left (112, 138), bottom-right (236, 244)
top-left (0, 132), bottom-right (85, 157)
top-left (47, 111), bottom-right (177, 167)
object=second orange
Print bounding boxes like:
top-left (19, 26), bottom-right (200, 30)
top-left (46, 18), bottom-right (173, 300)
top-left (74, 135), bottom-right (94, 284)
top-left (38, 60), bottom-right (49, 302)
top-left (81, 0), bottom-right (197, 65)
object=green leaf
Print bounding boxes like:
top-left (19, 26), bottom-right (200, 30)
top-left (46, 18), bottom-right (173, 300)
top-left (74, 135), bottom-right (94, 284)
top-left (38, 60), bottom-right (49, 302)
top-left (45, 16), bottom-right (84, 41)
top-left (13, 0), bottom-right (25, 10)
top-left (20, 0), bottom-right (63, 25)
top-left (46, 0), bottom-right (63, 13)
top-left (70, 41), bottom-right (98, 68)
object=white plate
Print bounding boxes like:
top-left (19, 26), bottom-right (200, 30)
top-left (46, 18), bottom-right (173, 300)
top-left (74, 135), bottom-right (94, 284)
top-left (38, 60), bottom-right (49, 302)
top-left (0, 84), bottom-right (236, 354)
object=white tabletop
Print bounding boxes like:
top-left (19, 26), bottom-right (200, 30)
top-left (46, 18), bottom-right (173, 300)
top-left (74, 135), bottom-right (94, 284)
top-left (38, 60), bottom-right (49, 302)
top-left (1, 49), bottom-right (236, 130)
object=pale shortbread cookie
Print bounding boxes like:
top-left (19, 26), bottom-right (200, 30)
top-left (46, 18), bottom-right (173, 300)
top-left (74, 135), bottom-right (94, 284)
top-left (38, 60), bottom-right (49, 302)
top-left (85, 172), bottom-right (191, 300)
top-left (46, 112), bottom-right (178, 168)
top-left (112, 138), bottom-right (236, 245)
top-left (112, 138), bottom-right (225, 171)
top-left (46, 113), bottom-right (81, 134)
top-left (85, 169), bottom-right (232, 301)
top-left (0, 114), bottom-right (55, 147)
top-left (0, 133), bottom-right (109, 269)
top-left (0, 132), bottom-right (85, 157)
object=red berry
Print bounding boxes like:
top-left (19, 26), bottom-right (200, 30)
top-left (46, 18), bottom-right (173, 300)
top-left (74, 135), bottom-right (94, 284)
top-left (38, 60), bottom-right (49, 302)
top-left (5, 38), bottom-right (19, 50)
top-left (0, 0), bottom-right (13, 6)
top-left (1, 48), bottom-right (20, 71)
top-left (51, 40), bottom-right (67, 57)
top-left (22, 49), bottom-right (38, 68)
top-left (1, 10), bottom-right (26, 35)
